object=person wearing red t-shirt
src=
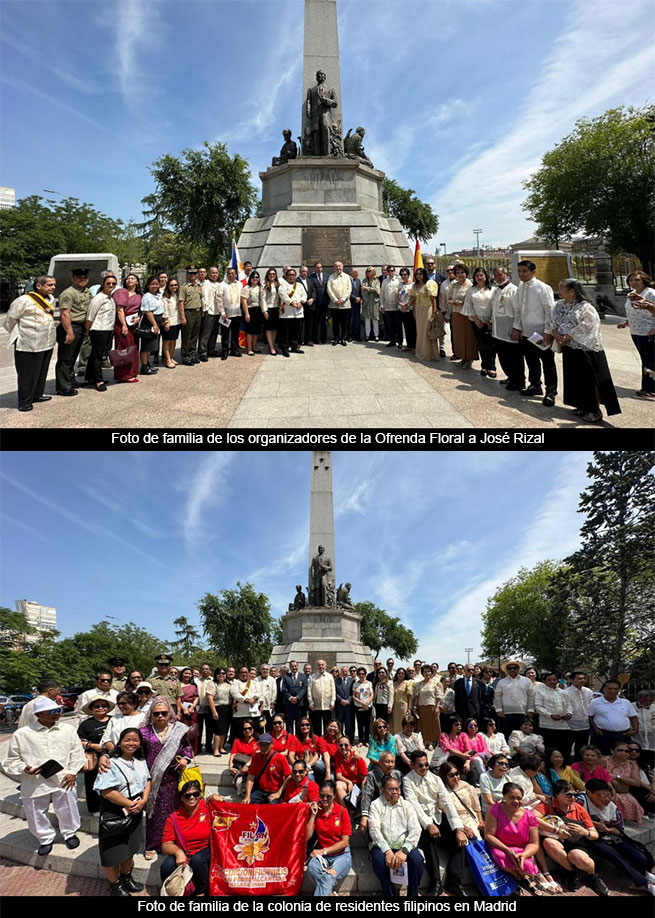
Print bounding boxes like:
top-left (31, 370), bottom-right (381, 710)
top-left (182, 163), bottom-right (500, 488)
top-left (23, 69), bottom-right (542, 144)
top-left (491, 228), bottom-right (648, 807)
top-left (228, 719), bottom-right (259, 796)
top-left (306, 780), bottom-right (352, 896)
top-left (279, 760), bottom-right (320, 803)
top-left (243, 734), bottom-right (291, 804)
top-left (271, 716), bottom-right (293, 758)
top-left (160, 780), bottom-right (223, 895)
top-left (335, 736), bottom-right (368, 804)
top-left (541, 779), bottom-right (609, 895)
top-left (290, 718), bottom-right (320, 770)
top-left (315, 720), bottom-right (342, 784)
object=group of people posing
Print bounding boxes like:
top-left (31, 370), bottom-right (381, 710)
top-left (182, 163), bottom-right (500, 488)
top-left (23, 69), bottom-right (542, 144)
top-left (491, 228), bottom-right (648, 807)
top-left (6, 257), bottom-right (654, 420)
top-left (4, 653), bottom-right (654, 898)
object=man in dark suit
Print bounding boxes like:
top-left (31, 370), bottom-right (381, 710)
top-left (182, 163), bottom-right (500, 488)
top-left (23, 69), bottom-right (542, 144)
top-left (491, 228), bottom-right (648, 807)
top-left (335, 666), bottom-right (355, 741)
top-left (348, 268), bottom-right (362, 341)
top-left (453, 664), bottom-right (484, 722)
top-left (310, 262), bottom-right (329, 344)
top-left (281, 660), bottom-right (309, 734)
top-left (298, 265), bottom-right (318, 346)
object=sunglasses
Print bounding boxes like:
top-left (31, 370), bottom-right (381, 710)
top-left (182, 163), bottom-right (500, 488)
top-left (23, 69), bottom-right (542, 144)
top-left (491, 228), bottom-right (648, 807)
top-left (319, 794), bottom-right (334, 800)
top-left (497, 762), bottom-right (509, 768)
top-left (273, 722), bottom-right (284, 726)
top-left (243, 727), bottom-right (253, 732)
top-left (293, 770), bottom-right (306, 776)
top-left (448, 772), bottom-right (459, 778)
top-left (183, 792), bottom-right (201, 799)
top-left (152, 711), bottom-right (168, 717)
top-left (44, 709), bottom-right (62, 715)
top-left (562, 792), bottom-right (577, 798)
top-left (97, 678), bottom-right (112, 683)
top-left (416, 762), bottom-right (429, 768)
top-left (136, 689), bottom-right (151, 695)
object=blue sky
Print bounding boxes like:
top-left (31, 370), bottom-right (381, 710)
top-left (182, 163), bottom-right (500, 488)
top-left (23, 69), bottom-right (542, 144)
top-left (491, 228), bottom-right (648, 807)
top-left (1, 0), bottom-right (652, 253)
top-left (0, 450), bottom-right (593, 666)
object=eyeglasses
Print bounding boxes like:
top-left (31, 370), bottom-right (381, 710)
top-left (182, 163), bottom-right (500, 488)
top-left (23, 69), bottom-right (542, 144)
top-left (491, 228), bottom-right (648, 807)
top-left (97, 678), bottom-right (112, 683)
top-left (183, 792), bottom-right (201, 799)
top-left (293, 770), bottom-right (305, 776)
top-left (319, 794), bottom-right (334, 800)
top-left (497, 762), bottom-right (509, 768)
top-left (152, 711), bottom-right (168, 717)
top-left (416, 762), bottom-right (429, 769)
top-left (136, 689), bottom-right (151, 695)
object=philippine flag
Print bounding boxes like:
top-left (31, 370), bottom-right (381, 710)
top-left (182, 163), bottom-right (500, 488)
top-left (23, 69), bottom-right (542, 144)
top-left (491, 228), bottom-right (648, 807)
top-left (231, 237), bottom-right (247, 286)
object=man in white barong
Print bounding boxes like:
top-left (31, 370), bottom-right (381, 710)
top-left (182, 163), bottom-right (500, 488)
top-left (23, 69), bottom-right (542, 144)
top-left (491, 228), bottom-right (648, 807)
top-left (2, 696), bottom-right (85, 856)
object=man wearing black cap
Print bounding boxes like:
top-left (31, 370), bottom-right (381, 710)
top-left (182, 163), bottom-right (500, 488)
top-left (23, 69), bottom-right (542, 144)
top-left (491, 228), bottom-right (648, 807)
top-left (150, 654), bottom-right (183, 708)
top-left (108, 657), bottom-right (127, 692)
top-left (179, 267), bottom-right (203, 366)
top-left (55, 268), bottom-right (92, 396)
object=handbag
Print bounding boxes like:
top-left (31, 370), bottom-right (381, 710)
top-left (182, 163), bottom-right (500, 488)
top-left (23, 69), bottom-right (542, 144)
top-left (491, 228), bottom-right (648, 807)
top-left (135, 315), bottom-right (156, 339)
top-left (108, 332), bottom-right (138, 367)
top-left (465, 838), bottom-right (517, 897)
top-left (98, 761), bottom-right (138, 837)
top-left (168, 813), bottom-right (196, 896)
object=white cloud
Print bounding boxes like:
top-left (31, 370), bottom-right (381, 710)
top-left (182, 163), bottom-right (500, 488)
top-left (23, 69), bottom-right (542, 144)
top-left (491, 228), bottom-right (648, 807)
top-left (182, 453), bottom-right (236, 549)
top-left (429, 0), bottom-right (654, 249)
top-left (112, 0), bottom-right (161, 112)
top-left (414, 453), bottom-right (593, 666)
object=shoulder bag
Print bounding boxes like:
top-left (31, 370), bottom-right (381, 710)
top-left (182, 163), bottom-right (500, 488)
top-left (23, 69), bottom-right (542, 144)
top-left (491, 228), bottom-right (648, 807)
top-left (108, 332), bottom-right (138, 367)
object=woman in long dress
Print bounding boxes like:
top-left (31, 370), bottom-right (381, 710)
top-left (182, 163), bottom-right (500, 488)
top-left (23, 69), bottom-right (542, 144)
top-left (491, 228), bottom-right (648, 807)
top-left (411, 268), bottom-right (440, 360)
top-left (414, 664), bottom-right (442, 747)
top-left (447, 263), bottom-right (477, 368)
top-left (553, 278), bottom-right (621, 423)
top-left (360, 267), bottom-right (381, 342)
top-left (113, 273), bottom-right (142, 383)
top-left (139, 696), bottom-right (192, 858)
top-left (390, 667), bottom-right (412, 734)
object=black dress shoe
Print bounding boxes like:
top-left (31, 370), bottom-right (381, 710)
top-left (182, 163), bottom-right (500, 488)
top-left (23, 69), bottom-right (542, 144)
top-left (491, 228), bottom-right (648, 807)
top-left (199, 356), bottom-right (209, 362)
top-left (440, 348), bottom-right (446, 358)
top-left (332, 340), bottom-right (338, 346)
top-left (444, 881), bottom-right (471, 897)
top-left (34, 395), bottom-right (52, 403)
top-left (18, 405), bottom-right (33, 412)
top-left (56, 389), bottom-right (78, 396)
top-left (109, 881), bottom-right (131, 897)
top-left (340, 339), bottom-right (347, 346)
top-left (120, 872), bottom-right (144, 893)
top-left (37, 842), bottom-right (53, 856)
top-left (140, 366), bottom-right (154, 375)
top-left (192, 357), bottom-right (200, 364)
top-left (542, 395), bottom-right (555, 407)
top-left (291, 347), bottom-right (304, 354)
top-left (281, 349), bottom-right (290, 358)
top-left (221, 352), bottom-right (228, 360)
top-left (520, 385), bottom-right (543, 397)
top-left (65, 835), bottom-right (80, 849)
top-left (230, 351), bottom-right (242, 358)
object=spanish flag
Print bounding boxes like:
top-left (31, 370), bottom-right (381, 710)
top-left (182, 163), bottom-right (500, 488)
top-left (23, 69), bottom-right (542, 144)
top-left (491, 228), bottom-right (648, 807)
top-left (413, 239), bottom-right (424, 274)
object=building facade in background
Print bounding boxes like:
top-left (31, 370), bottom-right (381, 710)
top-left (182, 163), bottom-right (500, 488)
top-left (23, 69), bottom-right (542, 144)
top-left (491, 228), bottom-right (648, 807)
top-left (15, 599), bottom-right (57, 642)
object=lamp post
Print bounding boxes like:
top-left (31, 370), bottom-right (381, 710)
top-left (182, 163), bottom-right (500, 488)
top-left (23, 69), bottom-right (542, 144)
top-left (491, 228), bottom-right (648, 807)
top-left (440, 242), bottom-right (447, 257)
top-left (465, 646), bottom-right (474, 664)
top-left (473, 229), bottom-right (483, 258)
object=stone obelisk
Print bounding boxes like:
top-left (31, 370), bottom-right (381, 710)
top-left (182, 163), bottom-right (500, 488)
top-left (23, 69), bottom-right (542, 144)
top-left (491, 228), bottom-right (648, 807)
top-left (308, 451), bottom-right (336, 592)
top-left (302, 0), bottom-right (343, 138)
top-left (269, 451), bottom-right (372, 670)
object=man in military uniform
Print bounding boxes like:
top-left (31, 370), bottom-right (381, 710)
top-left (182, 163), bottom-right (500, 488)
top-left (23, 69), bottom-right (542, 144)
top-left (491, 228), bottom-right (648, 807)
top-left (149, 654), bottom-right (183, 709)
top-left (178, 266), bottom-right (203, 366)
top-left (55, 268), bottom-right (92, 396)
top-left (108, 657), bottom-right (127, 692)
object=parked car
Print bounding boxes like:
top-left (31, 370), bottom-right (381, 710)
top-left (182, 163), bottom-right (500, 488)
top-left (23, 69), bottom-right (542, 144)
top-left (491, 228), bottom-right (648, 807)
top-left (60, 692), bottom-right (80, 712)
top-left (0, 694), bottom-right (32, 721)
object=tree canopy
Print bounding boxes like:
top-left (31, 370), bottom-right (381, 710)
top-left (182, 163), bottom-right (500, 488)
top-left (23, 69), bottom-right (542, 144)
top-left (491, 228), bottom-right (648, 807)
top-left (198, 582), bottom-right (277, 666)
top-left (522, 105), bottom-right (655, 269)
top-left (356, 601), bottom-right (418, 660)
top-left (0, 195), bottom-right (125, 286)
top-left (480, 561), bottom-right (567, 671)
top-left (141, 141), bottom-right (258, 264)
top-left (382, 178), bottom-right (438, 243)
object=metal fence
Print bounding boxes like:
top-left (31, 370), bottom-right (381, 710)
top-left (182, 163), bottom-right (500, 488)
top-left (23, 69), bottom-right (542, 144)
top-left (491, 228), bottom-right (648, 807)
top-left (426, 254), bottom-right (643, 289)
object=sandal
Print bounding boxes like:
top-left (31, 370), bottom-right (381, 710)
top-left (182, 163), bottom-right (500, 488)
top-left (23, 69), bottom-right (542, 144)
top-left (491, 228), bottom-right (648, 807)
top-left (145, 850), bottom-right (157, 861)
top-left (480, 369), bottom-right (488, 377)
top-left (542, 874), bottom-right (562, 893)
top-left (487, 370), bottom-right (497, 378)
top-left (526, 882), bottom-right (547, 897)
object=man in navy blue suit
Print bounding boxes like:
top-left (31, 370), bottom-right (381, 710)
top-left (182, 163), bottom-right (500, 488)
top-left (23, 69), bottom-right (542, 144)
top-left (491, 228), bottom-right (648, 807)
top-left (281, 659), bottom-right (309, 734)
top-left (310, 262), bottom-right (329, 344)
top-left (335, 665), bottom-right (355, 741)
top-left (453, 663), bottom-right (484, 722)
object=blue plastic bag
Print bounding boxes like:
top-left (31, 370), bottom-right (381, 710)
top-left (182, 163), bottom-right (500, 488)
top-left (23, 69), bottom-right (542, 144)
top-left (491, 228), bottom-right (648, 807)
top-left (465, 839), bottom-right (517, 897)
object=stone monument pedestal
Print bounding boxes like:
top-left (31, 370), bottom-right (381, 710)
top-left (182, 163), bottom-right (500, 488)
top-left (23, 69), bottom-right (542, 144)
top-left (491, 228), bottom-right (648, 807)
top-left (269, 606), bottom-right (372, 671)
top-left (238, 157), bottom-right (413, 271)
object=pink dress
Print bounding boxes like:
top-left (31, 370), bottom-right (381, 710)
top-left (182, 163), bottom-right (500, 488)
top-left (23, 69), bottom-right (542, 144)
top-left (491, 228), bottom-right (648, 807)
top-left (571, 761), bottom-right (612, 785)
top-left (467, 732), bottom-right (490, 759)
top-left (488, 803), bottom-right (539, 875)
top-left (440, 732), bottom-right (469, 756)
top-left (607, 759), bottom-right (645, 825)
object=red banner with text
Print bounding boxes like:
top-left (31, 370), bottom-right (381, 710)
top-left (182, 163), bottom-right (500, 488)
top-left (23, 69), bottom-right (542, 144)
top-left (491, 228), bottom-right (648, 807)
top-left (208, 801), bottom-right (308, 896)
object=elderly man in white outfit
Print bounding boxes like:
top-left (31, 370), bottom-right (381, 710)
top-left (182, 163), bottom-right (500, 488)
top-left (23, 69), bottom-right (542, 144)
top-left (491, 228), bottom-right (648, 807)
top-left (4, 274), bottom-right (57, 411)
top-left (309, 659), bottom-right (336, 737)
top-left (327, 262), bottom-right (352, 346)
top-left (2, 697), bottom-right (85, 855)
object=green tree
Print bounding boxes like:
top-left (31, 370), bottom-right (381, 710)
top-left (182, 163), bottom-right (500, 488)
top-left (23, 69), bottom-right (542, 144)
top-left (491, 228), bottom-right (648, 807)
top-left (356, 601), bottom-right (418, 660)
top-left (556, 451), bottom-right (655, 678)
top-left (143, 229), bottom-right (209, 275)
top-left (0, 608), bottom-right (36, 649)
top-left (481, 561), bottom-right (567, 671)
top-left (141, 142), bottom-right (258, 264)
top-left (0, 195), bottom-right (126, 286)
top-left (382, 178), bottom-right (438, 242)
top-left (523, 106), bottom-right (655, 269)
top-left (173, 616), bottom-right (203, 660)
top-left (198, 582), bottom-right (276, 666)
top-left (114, 220), bottom-right (146, 267)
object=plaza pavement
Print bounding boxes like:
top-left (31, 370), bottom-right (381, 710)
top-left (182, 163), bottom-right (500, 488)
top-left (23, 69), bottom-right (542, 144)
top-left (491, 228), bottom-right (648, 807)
top-left (0, 316), bottom-right (651, 429)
